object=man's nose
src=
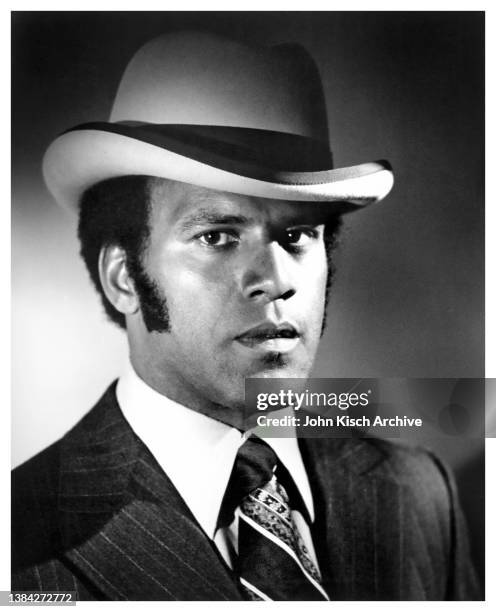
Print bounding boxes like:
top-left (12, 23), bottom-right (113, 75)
top-left (240, 242), bottom-right (296, 303)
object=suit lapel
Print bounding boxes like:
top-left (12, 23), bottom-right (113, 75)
top-left (300, 437), bottom-right (407, 600)
top-left (58, 384), bottom-right (243, 601)
top-left (300, 436), bottom-right (448, 601)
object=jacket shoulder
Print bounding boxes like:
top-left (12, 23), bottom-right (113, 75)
top-left (12, 439), bottom-right (63, 571)
top-left (356, 437), bottom-right (452, 485)
top-left (303, 435), bottom-right (447, 478)
top-left (302, 436), bottom-right (457, 523)
top-left (11, 383), bottom-right (119, 572)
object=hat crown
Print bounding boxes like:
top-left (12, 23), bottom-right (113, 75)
top-left (110, 31), bottom-right (329, 142)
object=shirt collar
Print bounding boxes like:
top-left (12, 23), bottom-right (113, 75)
top-left (116, 359), bottom-right (315, 538)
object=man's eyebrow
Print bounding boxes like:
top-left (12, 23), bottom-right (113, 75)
top-left (177, 208), bottom-right (250, 231)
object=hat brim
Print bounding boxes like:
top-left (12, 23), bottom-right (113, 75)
top-left (42, 123), bottom-right (394, 213)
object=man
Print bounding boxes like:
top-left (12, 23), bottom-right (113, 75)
top-left (12, 31), bottom-right (479, 600)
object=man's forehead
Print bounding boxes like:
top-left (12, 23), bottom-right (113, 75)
top-left (148, 177), bottom-right (330, 227)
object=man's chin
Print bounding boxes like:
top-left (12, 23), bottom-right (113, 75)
top-left (246, 352), bottom-right (313, 380)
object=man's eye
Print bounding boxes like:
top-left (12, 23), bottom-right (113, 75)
top-left (284, 228), bottom-right (316, 247)
top-left (197, 231), bottom-right (238, 247)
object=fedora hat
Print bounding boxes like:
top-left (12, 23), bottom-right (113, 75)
top-left (43, 31), bottom-right (394, 212)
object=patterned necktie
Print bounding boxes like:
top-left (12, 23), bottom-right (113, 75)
top-left (220, 436), bottom-right (329, 601)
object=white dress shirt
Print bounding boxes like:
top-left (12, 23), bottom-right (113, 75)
top-left (116, 359), bottom-right (320, 570)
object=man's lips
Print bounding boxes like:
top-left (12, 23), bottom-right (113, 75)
top-left (235, 322), bottom-right (301, 352)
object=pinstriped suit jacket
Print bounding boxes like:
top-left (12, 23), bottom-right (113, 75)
top-left (12, 383), bottom-right (480, 600)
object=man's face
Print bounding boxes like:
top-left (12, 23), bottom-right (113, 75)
top-left (129, 179), bottom-right (329, 424)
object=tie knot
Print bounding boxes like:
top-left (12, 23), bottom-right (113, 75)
top-left (218, 436), bottom-right (277, 528)
top-left (236, 436), bottom-right (278, 493)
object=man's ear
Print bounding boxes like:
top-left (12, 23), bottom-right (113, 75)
top-left (98, 245), bottom-right (140, 316)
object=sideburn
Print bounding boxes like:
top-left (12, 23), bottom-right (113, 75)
top-left (127, 254), bottom-right (171, 333)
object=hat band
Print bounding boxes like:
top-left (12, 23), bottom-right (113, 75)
top-left (64, 122), bottom-right (335, 182)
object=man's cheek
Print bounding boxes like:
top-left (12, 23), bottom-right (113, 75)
top-left (168, 292), bottom-right (222, 340)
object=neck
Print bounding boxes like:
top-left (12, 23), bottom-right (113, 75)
top-left (128, 350), bottom-right (247, 431)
